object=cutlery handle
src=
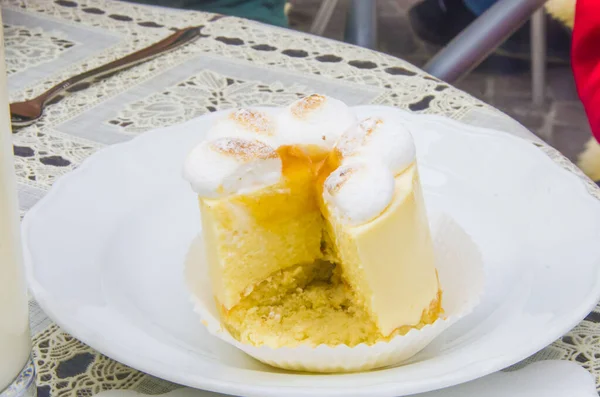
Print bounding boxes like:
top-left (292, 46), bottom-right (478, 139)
top-left (34, 27), bottom-right (203, 106)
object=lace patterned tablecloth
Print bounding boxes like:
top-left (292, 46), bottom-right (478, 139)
top-left (4, 0), bottom-right (599, 395)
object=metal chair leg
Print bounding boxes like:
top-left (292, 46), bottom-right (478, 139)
top-left (424, 0), bottom-right (548, 83)
top-left (310, 0), bottom-right (339, 36)
top-left (531, 8), bottom-right (547, 106)
top-left (344, 0), bottom-right (377, 49)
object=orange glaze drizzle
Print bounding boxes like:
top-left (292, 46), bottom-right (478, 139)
top-left (274, 144), bottom-right (342, 216)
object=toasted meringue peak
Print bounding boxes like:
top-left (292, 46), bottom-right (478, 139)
top-left (183, 137), bottom-right (282, 198)
top-left (323, 160), bottom-right (395, 225)
top-left (277, 94), bottom-right (356, 149)
top-left (207, 108), bottom-right (278, 145)
top-left (228, 109), bottom-right (276, 135)
top-left (290, 94), bottom-right (327, 119)
top-left (209, 137), bottom-right (278, 161)
top-left (335, 115), bottom-right (416, 175)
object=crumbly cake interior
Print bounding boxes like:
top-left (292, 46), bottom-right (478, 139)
top-left (222, 259), bottom-right (442, 348)
top-left (210, 146), bottom-right (442, 348)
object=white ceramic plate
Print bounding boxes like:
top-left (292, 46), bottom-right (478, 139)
top-left (22, 106), bottom-right (600, 397)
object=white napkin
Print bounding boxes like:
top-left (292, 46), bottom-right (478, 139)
top-left (95, 361), bottom-right (597, 397)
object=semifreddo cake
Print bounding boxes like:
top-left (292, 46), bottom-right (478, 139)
top-left (184, 95), bottom-right (442, 348)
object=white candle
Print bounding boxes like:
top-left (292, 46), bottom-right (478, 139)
top-left (0, 18), bottom-right (31, 391)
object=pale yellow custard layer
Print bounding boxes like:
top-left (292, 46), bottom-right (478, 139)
top-left (196, 146), bottom-right (442, 347)
top-left (324, 165), bottom-right (440, 335)
top-left (201, 146), bottom-right (324, 310)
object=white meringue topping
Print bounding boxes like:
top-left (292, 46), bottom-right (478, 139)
top-left (276, 94), bottom-right (357, 149)
top-left (206, 109), bottom-right (278, 146)
top-left (184, 98), bottom-right (419, 225)
top-left (323, 160), bottom-right (395, 226)
top-left (335, 116), bottom-right (416, 176)
top-left (183, 137), bottom-right (282, 198)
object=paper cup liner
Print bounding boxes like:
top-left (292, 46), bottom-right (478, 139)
top-left (186, 213), bottom-right (484, 373)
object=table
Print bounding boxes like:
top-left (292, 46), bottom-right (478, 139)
top-left (4, 0), bottom-right (599, 395)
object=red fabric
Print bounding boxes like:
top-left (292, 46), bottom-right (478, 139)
top-left (572, 0), bottom-right (600, 143)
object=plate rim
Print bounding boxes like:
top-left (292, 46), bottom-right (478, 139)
top-left (22, 106), bottom-right (600, 397)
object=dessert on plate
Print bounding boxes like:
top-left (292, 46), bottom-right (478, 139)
top-left (183, 94), bottom-right (442, 349)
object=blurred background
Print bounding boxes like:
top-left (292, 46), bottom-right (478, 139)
top-left (286, 0), bottom-right (585, 164)
top-left (128, 0), bottom-right (587, 165)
